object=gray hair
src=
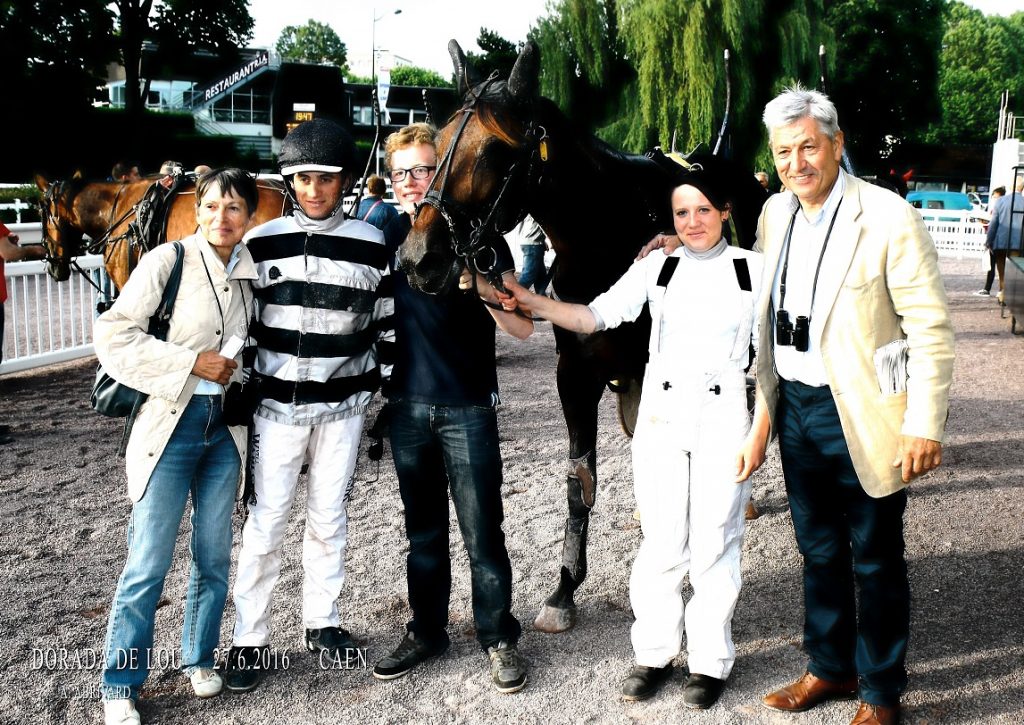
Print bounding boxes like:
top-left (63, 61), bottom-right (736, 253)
top-left (763, 84), bottom-right (841, 142)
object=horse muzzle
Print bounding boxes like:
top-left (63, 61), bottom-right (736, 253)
top-left (46, 258), bottom-right (71, 282)
top-left (400, 250), bottom-right (461, 295)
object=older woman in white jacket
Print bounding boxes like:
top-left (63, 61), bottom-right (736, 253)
top-left (95, 169), bottom-right (258, 725)
top-left (501, 168), bottom-right (767, 710)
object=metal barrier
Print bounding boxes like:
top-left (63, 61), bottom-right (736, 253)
top-left (1, 255), bottom-right (110, 375)
top-left (918, 210), bottom-right (988, 259)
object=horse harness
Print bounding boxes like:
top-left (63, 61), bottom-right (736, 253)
top-left (415, 72), bottom-right (550, 295)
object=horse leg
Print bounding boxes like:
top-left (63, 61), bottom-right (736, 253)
top-left (535, 358), bottom-right (604, 633)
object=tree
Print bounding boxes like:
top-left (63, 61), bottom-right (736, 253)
top-left (825, 0), bottom-right (945, 169)
top-left (925, 3), bottom-right (1024, 146)
top-left (275, 19), bottom-right (348, 71)
top-left (1, 0), bottom-right (116, 110)
top-left (114, 0), bottom-right (253, 116)
top-left (465, 28), bottom-right (521, 79)
top-left (530, 0), bottom-right (830, 168)
top-left (390, 65), bottom-right (452, 88)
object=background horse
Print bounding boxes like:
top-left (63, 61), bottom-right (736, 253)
top-left (401, 40), bottom-right (767, 633)
top-left (36, 175), bottom-right (289, 291)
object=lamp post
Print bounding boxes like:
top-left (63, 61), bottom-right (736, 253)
top-left (371, 8), bottom-right (402, 83)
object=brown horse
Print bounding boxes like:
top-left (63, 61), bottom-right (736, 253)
top-left (401, 40), bottom-right (767, 633)
top-left (35, 174), bottom-right (290, 290)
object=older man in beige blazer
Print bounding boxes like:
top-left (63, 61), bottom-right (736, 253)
top-left (744, 86), bottom-right (954, 725)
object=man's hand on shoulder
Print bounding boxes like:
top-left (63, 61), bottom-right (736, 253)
top-left (635, 233), bottom-right (682, 261)
top-left (892, 435), bottom-right (942, 483)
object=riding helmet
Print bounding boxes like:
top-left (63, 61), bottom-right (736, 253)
top-left (278, 118), bottom-right (357, 176)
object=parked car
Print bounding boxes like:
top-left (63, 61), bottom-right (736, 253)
top-left (908, 191), bottom-right (987, 224)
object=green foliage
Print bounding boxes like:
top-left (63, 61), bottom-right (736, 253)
top-left (826, 0), bottom-right (944, 168)
top-left (390, 66), bottom-right (452, 88)
top-left (0, 186), bottom-right (41, 224)
top-left (531, 0), bottom-right (830, 166)
top-left (275, 19), bottom-right (348, 71)
top-left (465, 27), bottom-right (522, 79)
top-left (925, 3), bottom-right (1024, 146)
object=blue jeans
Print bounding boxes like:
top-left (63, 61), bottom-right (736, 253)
top-left (777, 380), bottom-right (909, 706)
top-left (101, 396), bottom-right (240, 701)
top-left (519, 244), bottom-right (549, 295)
top-left (389, 400), bottom-right (521, 651)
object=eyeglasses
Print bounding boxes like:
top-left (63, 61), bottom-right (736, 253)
top-left (388, 165), bottom-right (436, 183)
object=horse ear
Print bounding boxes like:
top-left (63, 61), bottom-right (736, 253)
top-left (449, 39), bottom-right (470, 95)
top-left (72, 170), bottom-right (83, 180)
top-left (35, 174), bottom-right (50, 192)
top-left (508, 41), bottom-right (540, 101)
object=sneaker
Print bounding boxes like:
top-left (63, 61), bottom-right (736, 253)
top-left (974, 289), bottom-right (991, 296)
top-left (305, 626), bottom-right (356, 656)
top-left (188, 667), bottom-right (223, 698)
top-left (372, 631), bottom-right (449, 680)
top-left (682, 673), bottom-right (726, 709)
top-left (487, 641), bottom-right (528, 693)
top-left (103, 699), bottom-right (141, 725)
top-left (222, 645), bottom-right (269, 693)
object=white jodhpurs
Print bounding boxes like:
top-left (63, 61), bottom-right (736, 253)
top-left (232, 413), bottom-right (364, 646)
top-left (628, 381), bottom-right (751, 679)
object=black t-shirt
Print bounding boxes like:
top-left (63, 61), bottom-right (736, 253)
top-left (383, 214), bottom-right (513, 406)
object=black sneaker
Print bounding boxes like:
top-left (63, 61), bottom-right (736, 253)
top-left (621, 664), bottom-right (673, 702)
top-left (305, 626), bottom-right (356, 655)
top-left (222, 645), bottom-right (269, 693)
top-left (372, 631), bottom-right (449, 680)
top-left (487, 641), bottom-right (528, 693)
top-left (682, 673), bottom-right (726, 709)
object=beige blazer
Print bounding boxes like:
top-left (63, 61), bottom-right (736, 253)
top-left (94, 234), bottom-right (257, 502)
top-left (754, 174), bottom-right (955, 498)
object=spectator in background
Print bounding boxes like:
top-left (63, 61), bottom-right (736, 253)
top-left (985, 180), bottom-right (1022, 304)
top-left (111, 161), bottom-right (141, 183)
top-left (754, 171), bottom-right (771, 191)
top-left (194, 165), bottom-right (213, 177)
top-left (506, 214), bottom-right (549, 295)
top-left (356, 174), bottom-right (399, 230)
top-left (975, 186), bottom-right (1004, 297)
top-left (1, 222), bottom-right (47, 373)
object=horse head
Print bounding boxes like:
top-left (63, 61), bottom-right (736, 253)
top-left (35, 173), bottom-right (85, 282)
top-left (401, 39), bottom-right (543, 294)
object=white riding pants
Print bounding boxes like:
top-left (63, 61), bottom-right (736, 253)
top-left (232, 413), bottom-right (364, 646)
top-left (628, 376), bottom-right (751, 679)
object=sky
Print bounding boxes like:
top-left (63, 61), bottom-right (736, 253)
top-left (247, 0), bottom-right (1024, 77)
top-left (248, 0), bottom-right (551, 76)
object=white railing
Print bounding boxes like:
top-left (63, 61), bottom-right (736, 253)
top-left (0, 199), bottom-right (33, 224)
top-left (917, 210), bottom-right (988, 259)
top-left (1, 255), bottom-right (111, 375)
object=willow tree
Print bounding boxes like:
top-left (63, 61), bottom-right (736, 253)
top-left (530, 0), bottom-right (830, 168)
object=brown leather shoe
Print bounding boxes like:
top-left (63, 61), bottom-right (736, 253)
top-left (850, 701), bottom-right (900, 724)
top-left (762, 671), bottom-right (858, 712)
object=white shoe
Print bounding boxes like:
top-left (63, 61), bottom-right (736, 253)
top-left (104, 699), bottom-right (141, 725)
top-left (189, 667), bottom-right (223, 698)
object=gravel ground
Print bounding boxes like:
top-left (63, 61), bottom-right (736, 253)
top-left (0, 257), bottom-right (1021, 725)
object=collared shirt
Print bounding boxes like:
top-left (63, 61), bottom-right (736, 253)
top-left (771, 169), bottom-right (847, 387)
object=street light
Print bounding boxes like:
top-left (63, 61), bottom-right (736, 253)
top-left (371, 8), bottom-right (402, 83)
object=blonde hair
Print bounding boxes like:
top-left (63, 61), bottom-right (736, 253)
top-left (384, 123), bottom-right (437, 170)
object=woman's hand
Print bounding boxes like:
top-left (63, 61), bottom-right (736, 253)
top-left (497, 278), bottom-right (537, 313)
top-left (735, 430), bottom-right (768, 482)
top-left (192, 351), bottom-right (238, 385)
top-left (635, 232), bottom-right (682, 260)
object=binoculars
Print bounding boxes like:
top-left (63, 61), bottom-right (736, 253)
top-left (776, 309), bottom-right (810, 352)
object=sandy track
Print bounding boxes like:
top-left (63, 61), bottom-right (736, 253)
top-left (1, 258), bottom-right (1021, 724)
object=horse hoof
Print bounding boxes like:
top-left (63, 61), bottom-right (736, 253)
top-left (534, 604), bottom-right (577, 633)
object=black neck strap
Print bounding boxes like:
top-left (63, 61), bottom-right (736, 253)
top-left (778, 198), bottom-right (843, 314)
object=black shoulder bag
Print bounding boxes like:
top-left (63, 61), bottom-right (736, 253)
top-left (91, 241), bottom-right (185, 456)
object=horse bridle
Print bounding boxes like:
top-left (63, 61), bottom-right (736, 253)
top-left (415, 74), bottom-right (548, 293)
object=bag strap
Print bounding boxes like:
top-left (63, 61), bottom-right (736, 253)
top-left (147, 241), bottom-right (185, 340)
top-left (362, 199), bottom-right (384, 222)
